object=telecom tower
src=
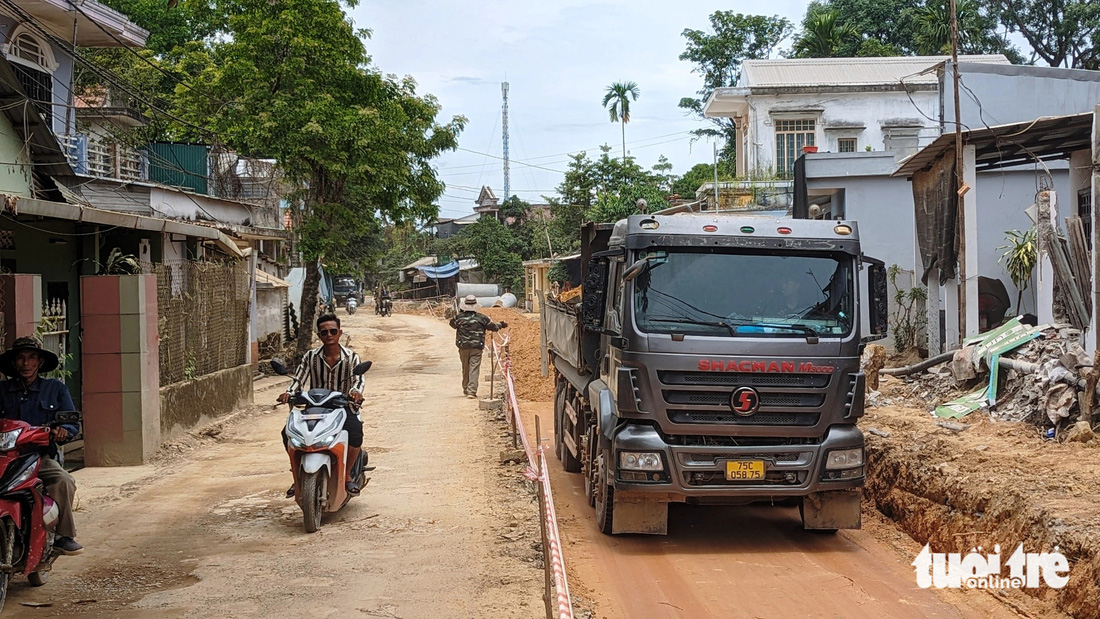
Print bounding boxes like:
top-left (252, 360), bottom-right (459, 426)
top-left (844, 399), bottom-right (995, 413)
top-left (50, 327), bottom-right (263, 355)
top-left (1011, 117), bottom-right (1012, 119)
top-left (501, 81), bottom-right (510, 201)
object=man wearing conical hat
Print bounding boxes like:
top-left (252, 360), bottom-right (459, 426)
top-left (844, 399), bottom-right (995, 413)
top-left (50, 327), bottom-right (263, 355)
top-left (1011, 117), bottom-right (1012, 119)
top-left (0, 337), bottom-right (82, 554)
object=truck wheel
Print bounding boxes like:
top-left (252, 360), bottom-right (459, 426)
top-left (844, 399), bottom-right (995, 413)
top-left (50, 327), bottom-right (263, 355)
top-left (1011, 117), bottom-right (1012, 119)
top-left (583, 424), bottom-right (598, 507)
top-left (553, 381), bottom-right (566, 461)
top-left (594, 449), bottom-right (614, 535)
top-left (554, 384), bottom-right (582, 473)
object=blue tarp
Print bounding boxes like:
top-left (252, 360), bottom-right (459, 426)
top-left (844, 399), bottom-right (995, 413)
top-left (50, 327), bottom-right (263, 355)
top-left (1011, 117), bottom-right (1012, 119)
top-left (419, 261), bottom-right (460, 279)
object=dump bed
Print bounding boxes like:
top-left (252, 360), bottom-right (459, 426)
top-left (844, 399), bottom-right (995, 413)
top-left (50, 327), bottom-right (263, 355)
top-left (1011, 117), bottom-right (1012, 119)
top-left (543, 298), bottom-right (585, 374)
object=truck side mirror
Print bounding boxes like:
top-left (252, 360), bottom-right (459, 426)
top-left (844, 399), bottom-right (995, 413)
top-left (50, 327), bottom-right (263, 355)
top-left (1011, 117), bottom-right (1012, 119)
top-left (866, 262), bottom-right (889, 341)
top-left (623, 258), bottom-right (649, 282)
top-left (581, 257), bottom-right (609, 330)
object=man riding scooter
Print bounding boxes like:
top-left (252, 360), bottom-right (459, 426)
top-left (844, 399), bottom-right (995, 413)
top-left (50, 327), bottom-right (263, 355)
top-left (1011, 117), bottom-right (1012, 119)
top-left (0, 337), bottom-right (82, 555)
top-left (278, 314), bottom-right (365, 497)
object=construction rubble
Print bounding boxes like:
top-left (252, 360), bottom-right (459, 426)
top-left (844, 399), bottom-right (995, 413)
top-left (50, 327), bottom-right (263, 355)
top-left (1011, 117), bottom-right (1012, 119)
top-left (868, 318), bottom-right (1099, 441)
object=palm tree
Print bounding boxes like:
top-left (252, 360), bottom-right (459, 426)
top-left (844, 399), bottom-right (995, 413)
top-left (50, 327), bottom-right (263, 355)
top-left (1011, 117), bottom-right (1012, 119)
top-left (793, 10), bottom-right (860, 58)
top-left (602, 81), bottom-right (640, 161)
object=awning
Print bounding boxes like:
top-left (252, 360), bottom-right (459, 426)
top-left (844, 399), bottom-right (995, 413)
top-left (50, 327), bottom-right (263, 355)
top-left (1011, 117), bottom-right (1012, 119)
top-left (401, 256), bottom-right (436, 271)
top-left (13, 197), bottom-right (245, 258)
top-left (256, 269), bottom-right (291, 288)
top-left (419, 261), bottom-right (459, 279)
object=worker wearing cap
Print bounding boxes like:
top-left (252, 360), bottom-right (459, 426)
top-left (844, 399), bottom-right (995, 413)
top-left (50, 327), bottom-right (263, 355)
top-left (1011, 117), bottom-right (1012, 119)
top-left (449, 295), bottom-right (507, 399)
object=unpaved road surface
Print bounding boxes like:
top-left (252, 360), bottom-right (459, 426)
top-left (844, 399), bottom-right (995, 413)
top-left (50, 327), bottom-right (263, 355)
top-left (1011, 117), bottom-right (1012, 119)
top-left (522, 400), bottom-right (1023, 619)
top-left (5, 311), bottom-right (542, 618)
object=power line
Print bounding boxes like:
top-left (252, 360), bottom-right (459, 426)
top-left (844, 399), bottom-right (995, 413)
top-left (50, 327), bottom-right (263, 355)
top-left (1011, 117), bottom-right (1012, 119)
top-left (457, 147), bottom-right (566, 174)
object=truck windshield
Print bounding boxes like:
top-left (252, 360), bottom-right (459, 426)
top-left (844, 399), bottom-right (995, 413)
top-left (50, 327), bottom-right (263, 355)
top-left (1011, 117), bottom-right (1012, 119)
top-left (633, 249), bottom-right (854, 338)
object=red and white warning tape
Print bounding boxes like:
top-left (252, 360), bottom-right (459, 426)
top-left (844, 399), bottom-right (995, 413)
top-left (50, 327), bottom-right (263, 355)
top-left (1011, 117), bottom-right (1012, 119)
top-left (491, 336), bottom-right (574, 619)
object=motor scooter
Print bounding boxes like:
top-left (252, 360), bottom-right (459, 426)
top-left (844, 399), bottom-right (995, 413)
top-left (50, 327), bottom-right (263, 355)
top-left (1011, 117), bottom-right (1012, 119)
top-left (378, 295), bottom-right (393, 317)
top-left (345, 295), bottom-right (358, 315)
top-left (271, 360), bottom-right (372, 532)
top-left (0, 412), bottom-right (80, 611)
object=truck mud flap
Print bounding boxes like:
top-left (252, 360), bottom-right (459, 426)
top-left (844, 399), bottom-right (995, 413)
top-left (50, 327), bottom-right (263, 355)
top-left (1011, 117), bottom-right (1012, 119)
top-left (612, 491), bottom-right (668, 535)
top-left (800, 490), bottom-right (861, 530)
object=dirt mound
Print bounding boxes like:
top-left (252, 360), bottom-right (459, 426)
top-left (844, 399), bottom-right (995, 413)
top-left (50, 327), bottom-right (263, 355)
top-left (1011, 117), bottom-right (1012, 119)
top-left (865, 375), bottom-right (1100, 617)
top-left (482, 307), bottom-right (554, 402)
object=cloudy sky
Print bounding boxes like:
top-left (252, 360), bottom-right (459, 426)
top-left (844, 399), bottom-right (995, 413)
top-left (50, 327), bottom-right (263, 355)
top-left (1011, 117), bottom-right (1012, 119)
top-left (351, 1), bottom-right (811, 218)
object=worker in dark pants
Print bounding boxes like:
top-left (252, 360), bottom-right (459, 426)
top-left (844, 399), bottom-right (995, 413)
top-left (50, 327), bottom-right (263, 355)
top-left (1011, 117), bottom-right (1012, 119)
top-left (449, 295), bottom-right (507, 399)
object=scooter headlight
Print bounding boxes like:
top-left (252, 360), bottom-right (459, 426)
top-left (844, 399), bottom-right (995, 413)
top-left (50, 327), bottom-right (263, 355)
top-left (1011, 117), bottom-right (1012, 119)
top-left (0, 428), bottom-right (22, 451)
top-left (289, 437), bottom-right (305, 448)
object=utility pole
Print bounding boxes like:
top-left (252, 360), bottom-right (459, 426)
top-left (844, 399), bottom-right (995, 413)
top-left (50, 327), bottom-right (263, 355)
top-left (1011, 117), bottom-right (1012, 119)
top-left (502, 81), bottom-right (510, 201)
top-left (950, 0), bottom-right (966, 345)
top-left (713, 142), bottom-right (719, 211)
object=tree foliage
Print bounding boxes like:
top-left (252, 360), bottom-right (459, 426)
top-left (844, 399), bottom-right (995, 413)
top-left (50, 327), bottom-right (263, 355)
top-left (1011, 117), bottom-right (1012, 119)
top-left (168, 0), bottom-right (463, 352)
top-left (678, 12), bottom-right (792, 166)
top-left (602, 81), bottom-right (640, 161)
top-left (791, 10), bottom-right (860, 58)
top-left (982, 0), bottom-right (1100, 69)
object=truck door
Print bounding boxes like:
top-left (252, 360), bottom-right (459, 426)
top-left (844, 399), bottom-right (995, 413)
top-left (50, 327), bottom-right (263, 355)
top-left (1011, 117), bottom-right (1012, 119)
top-left (603, 256), bottom-right (625, 388)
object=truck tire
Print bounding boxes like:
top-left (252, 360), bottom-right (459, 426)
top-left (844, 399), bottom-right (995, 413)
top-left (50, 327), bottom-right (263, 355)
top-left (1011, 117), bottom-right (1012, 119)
top-left (554, 382), bottom-right (581, 473)
top-left (594, 448), bottom-right (614, 535)
top-left (583, 424), bottom-right (598, 507)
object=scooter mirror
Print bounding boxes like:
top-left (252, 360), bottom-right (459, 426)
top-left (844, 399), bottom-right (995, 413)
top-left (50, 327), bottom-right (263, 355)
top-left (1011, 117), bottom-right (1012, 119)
top-left (270, 359), bottom-right (289, 376)
top-left (353, 361), bottom-right (372, 375)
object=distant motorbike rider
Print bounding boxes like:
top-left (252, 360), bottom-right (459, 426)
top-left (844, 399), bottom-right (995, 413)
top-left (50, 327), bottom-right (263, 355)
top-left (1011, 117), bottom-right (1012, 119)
top-left (278, 314), bottom-right (365, 496)
top-left (448, 295), bottom-right (507, 399)
top-left (0, 337), bottom-right (82, 554)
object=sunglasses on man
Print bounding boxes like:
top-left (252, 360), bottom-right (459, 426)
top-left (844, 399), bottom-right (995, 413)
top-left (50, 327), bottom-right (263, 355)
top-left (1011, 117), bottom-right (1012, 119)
top-left (318, 328), bottom-right (339, 337)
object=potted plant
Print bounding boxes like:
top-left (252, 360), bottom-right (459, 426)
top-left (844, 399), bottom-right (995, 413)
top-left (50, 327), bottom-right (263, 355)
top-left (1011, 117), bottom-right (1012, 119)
top-left (802, 145), bottom-right (819, 154)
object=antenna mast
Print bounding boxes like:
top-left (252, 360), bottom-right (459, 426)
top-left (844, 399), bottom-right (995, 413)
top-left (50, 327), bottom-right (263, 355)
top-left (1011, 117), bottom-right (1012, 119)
top-left (501, 81), bottom-right (510, 201)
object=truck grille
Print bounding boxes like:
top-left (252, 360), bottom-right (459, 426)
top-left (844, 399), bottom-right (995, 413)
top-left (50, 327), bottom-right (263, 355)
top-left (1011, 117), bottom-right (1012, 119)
top-left (658, 371), bottom-right (830, 388)
top-left (682, 452), bottom-right (802, 464)
top-left (668, 410), bottom-right (819, 426)
top-left (663, 390), bottom-right (825, 408)
top-left (683, 471), bottom-right (806, 486)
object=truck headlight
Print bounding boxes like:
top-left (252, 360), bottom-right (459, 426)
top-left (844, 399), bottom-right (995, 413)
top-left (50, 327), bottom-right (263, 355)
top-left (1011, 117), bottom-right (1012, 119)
top-left (824, 447), bottom-right (864, 470)
top-left (620, 451), bottom-right (663, 471)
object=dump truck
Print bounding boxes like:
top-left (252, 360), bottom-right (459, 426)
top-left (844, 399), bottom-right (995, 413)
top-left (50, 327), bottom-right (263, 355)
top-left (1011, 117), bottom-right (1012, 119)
top-left (542, 214), bottom-right (888, 534)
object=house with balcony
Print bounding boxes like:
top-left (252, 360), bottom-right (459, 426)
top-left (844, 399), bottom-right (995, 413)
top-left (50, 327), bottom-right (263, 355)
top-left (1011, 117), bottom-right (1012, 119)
top-left (0, 1), bottom-right (295, 465)
top-left (705, 56), bottom-right (1100, 354)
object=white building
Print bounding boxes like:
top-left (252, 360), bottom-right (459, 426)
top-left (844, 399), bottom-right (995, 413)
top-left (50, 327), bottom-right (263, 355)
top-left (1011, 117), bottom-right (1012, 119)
top-left (704, 55), bottom-right (1010, 178)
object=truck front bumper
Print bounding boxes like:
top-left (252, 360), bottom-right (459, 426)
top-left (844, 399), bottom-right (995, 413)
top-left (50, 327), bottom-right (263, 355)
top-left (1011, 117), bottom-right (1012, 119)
top-left (611, 423), bottom-right (864, 502)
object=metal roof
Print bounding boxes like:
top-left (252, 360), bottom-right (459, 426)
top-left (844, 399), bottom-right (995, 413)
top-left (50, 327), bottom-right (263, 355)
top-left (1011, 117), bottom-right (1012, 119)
top-left (739, 55), bottom-right (1010, 88)
top-left (893, 113), bottom-right (1093, 177)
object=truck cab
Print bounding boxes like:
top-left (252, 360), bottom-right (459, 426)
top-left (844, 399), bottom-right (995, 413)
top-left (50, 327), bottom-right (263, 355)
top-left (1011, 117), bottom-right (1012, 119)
top-left (544, 213), bottom-right (888, 534)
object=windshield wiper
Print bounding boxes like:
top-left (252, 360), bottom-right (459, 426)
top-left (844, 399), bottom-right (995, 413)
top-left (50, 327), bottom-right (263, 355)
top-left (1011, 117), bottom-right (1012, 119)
top-left (726, 320), bottom-right (820, 344)
top-left (643, 315), bottom-right (736, 335)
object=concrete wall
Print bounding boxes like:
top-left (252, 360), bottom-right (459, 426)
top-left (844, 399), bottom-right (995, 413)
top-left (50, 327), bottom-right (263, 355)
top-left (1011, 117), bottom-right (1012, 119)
top-left (160, 363), bottom-right (253, 440)
top-left (743, 90), bottom-right (940, 174)
top-left (256, 286), bottom-right (286, 340)
top-left (0, 111), bottom-right (32, 197)
top-left (947, 63), bottom-right (1100, 128)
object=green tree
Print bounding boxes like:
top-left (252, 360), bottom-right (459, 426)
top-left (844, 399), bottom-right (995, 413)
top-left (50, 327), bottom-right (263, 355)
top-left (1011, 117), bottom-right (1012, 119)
top-left (171, 0), bottom-right (464, 353)
top-left (792, 9), bottom-right (860, 57)
top-left (602, 81), bottom-right (640, 162)
top-left (679, 12), bottom-right (792, 167)
top-left (981, 0), bottom-right (1100, 69)
top-left (455, 217), bottom-right (524, 293)
top-left (670, 162), bottom-right (734, 199)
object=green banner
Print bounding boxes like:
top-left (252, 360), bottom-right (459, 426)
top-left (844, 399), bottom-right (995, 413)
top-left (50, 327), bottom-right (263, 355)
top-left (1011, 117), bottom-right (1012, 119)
top-left (935, 318), bottom-right (1044, 418)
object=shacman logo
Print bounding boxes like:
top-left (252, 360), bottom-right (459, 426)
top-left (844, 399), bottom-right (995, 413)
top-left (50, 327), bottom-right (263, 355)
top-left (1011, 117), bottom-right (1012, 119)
top-left (912, 544), bottom-right (1069, 589)
top-left (730, 387), bottom-right (760, 416)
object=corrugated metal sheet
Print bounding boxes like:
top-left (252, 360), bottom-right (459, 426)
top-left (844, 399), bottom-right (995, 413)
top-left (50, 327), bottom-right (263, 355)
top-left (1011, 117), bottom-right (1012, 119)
top-left (145, 142), bottom-right (209, 195)
top-left (53, 176), bottom-right (152, 214)
top-left (739, 55), bottom-right (1010, 88)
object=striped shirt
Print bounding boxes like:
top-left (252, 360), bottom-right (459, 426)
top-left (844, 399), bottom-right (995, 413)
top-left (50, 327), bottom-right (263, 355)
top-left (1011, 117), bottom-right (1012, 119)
top-left (286, 345), bottom-right (365, 396)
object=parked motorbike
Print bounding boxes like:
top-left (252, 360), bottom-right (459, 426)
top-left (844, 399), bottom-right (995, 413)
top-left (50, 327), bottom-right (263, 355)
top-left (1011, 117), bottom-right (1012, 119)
top-left (271, 359), bottom-right (373, 533)
top-left (345, 295), bottom-right (358, 315)
top-left (0, 412), bottom-right (81, 611)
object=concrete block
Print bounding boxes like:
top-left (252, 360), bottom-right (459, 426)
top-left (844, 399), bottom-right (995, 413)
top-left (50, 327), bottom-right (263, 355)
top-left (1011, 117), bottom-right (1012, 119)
top-left (80, 275), bottom-right (119, 316)
top-left (479, 398), bottom-right (503, 411)
top-left (118, 274), bottom-right (143, 315)
top-left (120, 353), bottom-right (143, 392)
top-left (119, 314), bottom-right (145, 354)
top-left (80, 314), bottom-right (121, 354)
top-left (121, 391), bottom-right (142, 432)
top-left (82, 352), bottom-right (122, 394)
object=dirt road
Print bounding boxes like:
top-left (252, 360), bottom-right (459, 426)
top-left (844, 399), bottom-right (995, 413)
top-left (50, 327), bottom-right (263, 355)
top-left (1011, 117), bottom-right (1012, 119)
top-left (522, 399), bottom-right (1023, 619)
top-left (5, 311), bottom-right (542, 618)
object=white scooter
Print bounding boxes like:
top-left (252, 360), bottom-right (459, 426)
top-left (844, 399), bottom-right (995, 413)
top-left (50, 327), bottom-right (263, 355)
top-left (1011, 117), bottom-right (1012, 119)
top-left (271, 359), bottom-right (372, 532)
top-left (345, 295), bottom-right (358, 314)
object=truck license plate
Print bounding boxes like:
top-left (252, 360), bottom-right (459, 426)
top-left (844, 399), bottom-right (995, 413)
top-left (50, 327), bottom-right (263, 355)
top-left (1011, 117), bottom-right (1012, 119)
top-left (726, 460), bottom-right (765, 481)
